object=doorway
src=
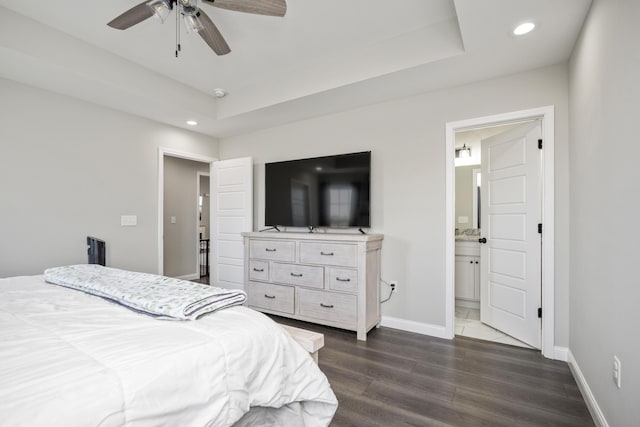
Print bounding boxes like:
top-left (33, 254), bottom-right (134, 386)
top-left (445, 106), bottom-right (556, 359)
top-left (161, 153), bottom-right (213, 280)
top-left (454, 121), bottom-right (537, 349)
top-left (157, 148), bottom-right (253, 290)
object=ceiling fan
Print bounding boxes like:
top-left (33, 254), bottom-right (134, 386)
top-left (107, 0), bottom-right (287, 56)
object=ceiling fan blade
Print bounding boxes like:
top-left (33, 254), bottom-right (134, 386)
top-left (204, 0), bottom-right (287, 17)
top-left (107, 1), bottom-right (155, 30)
top-left (197, 11), bottom-right (231, 55)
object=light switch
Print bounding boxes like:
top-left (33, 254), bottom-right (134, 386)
top-left (458, 216), bottom-right (469, 223)
top-left (170, 216), bottom-right (177, 224)
top-left (121, 215), bottom-right (137, 226)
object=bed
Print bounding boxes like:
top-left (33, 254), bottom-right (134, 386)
top-left (0, 270), bottom-right (338, 426)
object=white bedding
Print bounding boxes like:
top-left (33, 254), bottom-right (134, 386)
top-left (0, 275), bottom-right (337, 426)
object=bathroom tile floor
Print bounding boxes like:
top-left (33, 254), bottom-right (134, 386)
top-left (455, 307), bottom-right (533, 349)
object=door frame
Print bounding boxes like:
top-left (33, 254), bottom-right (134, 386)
top-left (157, 147), bottom-right (217, 276)
top-left (445, 106), bottom-right (555, 359)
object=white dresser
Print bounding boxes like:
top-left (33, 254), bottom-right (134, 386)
top-left (242, 232), bottom-right (383, 341)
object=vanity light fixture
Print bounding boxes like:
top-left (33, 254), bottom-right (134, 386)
top-left (186, 120), bottom-right (198, 126)
top-left (513, 22), bottom-right (536, 36)
top-left (456, 144), bottom-right (471, 158)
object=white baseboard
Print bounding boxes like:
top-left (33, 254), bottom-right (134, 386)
top-left (176, 273), bottom-right (199, 280)
top-left (380, 316), bottom-right (450, 339)
top-left (553, 346), bottom-right (568, 362)
top-left (567, 349), bottom-right (608, 427)
top-left (455, 299), bottom-right (480, 309)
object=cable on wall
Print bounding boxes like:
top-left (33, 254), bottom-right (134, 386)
top-left (380, 278), bottom-right (395, 303)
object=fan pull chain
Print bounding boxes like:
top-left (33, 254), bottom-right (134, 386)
top-left (175, 3), bottom-right (181, 57)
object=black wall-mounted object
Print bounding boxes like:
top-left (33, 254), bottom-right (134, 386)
top-left (87, 236), bottom-right (106, 266)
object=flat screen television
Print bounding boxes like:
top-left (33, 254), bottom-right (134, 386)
top-left (265, 151), bottom-right (371, 228)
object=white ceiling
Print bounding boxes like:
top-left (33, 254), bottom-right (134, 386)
top-left (0, 0), bottom-right (591, 137)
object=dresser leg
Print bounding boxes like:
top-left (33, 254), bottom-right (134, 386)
top-left (357, 330), bottom-right (367, 341)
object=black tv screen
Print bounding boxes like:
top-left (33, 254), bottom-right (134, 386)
top-left (265, 151), bottom-right (371, 228)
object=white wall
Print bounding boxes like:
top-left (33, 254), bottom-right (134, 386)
top-left (569, 0), bottom-right (640, 424)
top-left (220, 63), bottom-right (570, 346)
top-left (163, 156), bottom-right (209, 278)
top-left (0, 79), bottom-right (219, 277)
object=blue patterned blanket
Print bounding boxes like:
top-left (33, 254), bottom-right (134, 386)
top-left (44, 264), bottom-right (247, 320)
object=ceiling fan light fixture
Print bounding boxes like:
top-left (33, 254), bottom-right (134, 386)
top-left (147, 0), bottom-right (172, 23)
top-left (183, 13), bottom-right (204, 33)
top-left (109, 0), bottom-right (286, 56)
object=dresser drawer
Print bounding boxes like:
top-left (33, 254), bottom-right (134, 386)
top-left (297, 288), bottom-right (357, 325)
top-left (249, 240), bottom-right (295, 262)
top-left (248, 260), bottom-right (269, 282)
top-left (299, 242), bottom-right (358, 267)
top-left (328, 268), bottom-right (358, 293)
top-left (247, 282), bottom-right (294, 314)
top-left (271, 263), bottom-right (324, 289)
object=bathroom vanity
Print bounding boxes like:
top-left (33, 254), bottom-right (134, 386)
top-left (455, 238), bottom-right (481, 309)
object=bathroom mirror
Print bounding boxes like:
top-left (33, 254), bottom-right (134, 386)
top-left (455, 165), bottom-right (481, 230)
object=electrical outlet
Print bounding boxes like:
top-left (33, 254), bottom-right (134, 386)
top-left (613, 356), bottom-right (622, 389)
top-left (390, 280), bottom-right (398, 293)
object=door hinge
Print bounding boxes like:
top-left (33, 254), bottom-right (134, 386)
top-left (538, 139), bottom-right (543, 149)
top-left (538, 223), bottom-right (542, 234)
top-left (538, 307), bottom-right (542, 318)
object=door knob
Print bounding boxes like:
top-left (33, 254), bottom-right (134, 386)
top-left (478, 237), bottom-right (487, 244)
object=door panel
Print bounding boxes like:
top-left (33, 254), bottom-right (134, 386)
top-left (489, 247), bottom-right (526, 280)
top-left (486, 137), bottom-right (526, 171)
top-left (480, 121), bottom-right (541, 348)
top-left (211, 157), bottom-right (253, 290)
top-left (488, 214), bottom-right (526, 241)
top-left (488, 176), bottom-right (526, 205)
top-left (488, 281), bottom-right (526, 318)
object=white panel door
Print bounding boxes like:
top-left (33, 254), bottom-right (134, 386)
top-left (480, 121), bottom-right (541, 348)
top-left (211, 157), bottom-right (253, 290)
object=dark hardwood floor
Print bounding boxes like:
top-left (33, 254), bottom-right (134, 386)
top-left (193, 276), bottom-right (210, 285)
top-left (270, 315), bottom-right (594, 427)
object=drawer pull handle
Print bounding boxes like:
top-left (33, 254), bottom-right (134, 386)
top-left (264, 294), bottom-right (276, 299)
top-left (253, 268), bottom-right (264, 272)
top-left (290, 272), bottom-right (303, 277)
top-left (336, 277), bottom-right (351, 282)
top-left (320, 303), bottom-right (334, 309)
top-left (320, 251), bottom-right (334, 256)
top-left (265, 248), bottom-right (277, 252)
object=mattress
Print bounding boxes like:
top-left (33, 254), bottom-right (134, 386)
top-left (0, 275), bottom-right (337, 426)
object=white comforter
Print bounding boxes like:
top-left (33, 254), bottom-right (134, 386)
top-left (0, 275), bottom-right (337, 426)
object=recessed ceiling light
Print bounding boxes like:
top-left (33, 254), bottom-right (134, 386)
top-left (213, 88), bottom-right (227, 98)
top-left (513, 22), bottom-right (536, 36)
top-left (186, 120), bottom-right (198, 126)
